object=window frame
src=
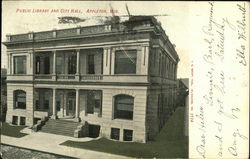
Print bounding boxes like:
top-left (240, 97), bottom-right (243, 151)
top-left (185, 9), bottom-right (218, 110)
top-left (87, 54), bottom-right (95, 74)
top-left (113, 94), bottom-right (134, 120)
top-left (13, 90), bottom-right (26, 109)
top-left (13, 55), bottom-right (27, 75)
top-left (123, 129), bottom-right (133, 141)
top-left (111, 128), bottom-right (120, 140)
top-left (86, 90), bottom-right (102, 115)
top-left (114, 49), bottom-right (137, 74)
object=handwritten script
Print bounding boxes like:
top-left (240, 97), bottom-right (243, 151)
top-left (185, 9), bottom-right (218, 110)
top-left (192, 2), bottom-right (249, 158)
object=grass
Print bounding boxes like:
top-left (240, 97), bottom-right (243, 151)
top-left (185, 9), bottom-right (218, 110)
top-left (0, 122), bottom-right (28, 138)
top-left (60, 107), bottom-right (188, 158)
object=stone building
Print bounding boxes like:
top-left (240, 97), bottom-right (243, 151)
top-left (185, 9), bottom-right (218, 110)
top-left (1, 68), bottom-right (7, 121)
top-left (3, 16), bottom-right (179, 143)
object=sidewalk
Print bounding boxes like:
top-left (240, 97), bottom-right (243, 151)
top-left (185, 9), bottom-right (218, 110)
top-left (1, 128), bottom-right (133, 159)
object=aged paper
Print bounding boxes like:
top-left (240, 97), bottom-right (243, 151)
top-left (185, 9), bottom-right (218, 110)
top-left (1, 1), bottom-right (249, 159)
top-left (189, 2), bottom-right (249, 159)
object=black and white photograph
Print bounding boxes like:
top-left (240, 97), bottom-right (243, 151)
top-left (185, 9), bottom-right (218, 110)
top-left (1, 1), bottom-right (249, 159)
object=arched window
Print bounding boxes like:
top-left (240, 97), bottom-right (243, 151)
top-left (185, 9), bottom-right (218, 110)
top-left (14, 90), bottom-right (26, 109)
top-left (114, 94), bottom-right (134, 120)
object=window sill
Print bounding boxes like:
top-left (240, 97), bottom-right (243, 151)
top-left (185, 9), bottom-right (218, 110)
top-left (35, 109), bottom-right (49, 112)
top-left (13, 108), bottom-right (26, 110)
top-left (112, 118), bottom-right (133, 122)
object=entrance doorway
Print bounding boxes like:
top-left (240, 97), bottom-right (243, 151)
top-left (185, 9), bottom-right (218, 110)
top-left (66, 91), bottom-right (76, 117)
top-left (55, 90), bottom-right (76, 119)
top-left (67, 97), bottom-right (75, 116)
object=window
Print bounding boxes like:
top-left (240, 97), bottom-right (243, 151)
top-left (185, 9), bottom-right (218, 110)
top-left (87, 91), bottom-right (94, 114)
top-left (56, 56), bottom-right (64, 74)
top-left (12, 116), bottom-right (18, 125)
top-left (123, 129), bottom-right (133, 141)
top-left (20, 117), bottom-right (26, 125)
top-left (44, 56), bottom-right (50, 74)
top-left (44, 100), bottom-right (49, 110)
top-left (86, 90), bottom-right (102, 115)
top-left (14, 90), bottom-right (26, 109)
top-left (36, 56), bottom-right (40, 74)
top-left (114, 95), bottom-right (134, 120)
top-left (111, 128), bottom-right (120, 140)
top-left (56, 101), bottom-right (61, 111)
top-left (68, 53), bottom-right (76, 74)
top-left (88, 55), bottom-right (95, 74)
top-left (159, 54), bottom-right (162, 76)
top-left (14, 56), bottom-right (26, 74)
top-left (35, 100), bottom-right (40, 110)
top-left (115, 50), bottom-right (137, 74)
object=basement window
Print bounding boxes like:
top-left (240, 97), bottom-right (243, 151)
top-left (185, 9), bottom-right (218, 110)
top-left (12, 116), bottom-right (18, 125)
top-left (123, 129), bottom-right (133, 141)
top-left (111, 128), bottom-right (120, 140)
top-left (20, 117), bottom-right (26, 125)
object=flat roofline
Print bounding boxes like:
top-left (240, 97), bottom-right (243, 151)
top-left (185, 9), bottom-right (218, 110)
top-left (6, 16), bottom-right (158, 36)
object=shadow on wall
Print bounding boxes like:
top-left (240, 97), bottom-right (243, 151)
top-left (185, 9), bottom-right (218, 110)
top-left (1, 68), bottom-right (7, 122)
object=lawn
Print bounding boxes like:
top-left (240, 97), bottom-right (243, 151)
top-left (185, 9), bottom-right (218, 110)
top-left (60, 107), bottom-right (188, 158)
top-left (0, 122), bottom-right (28, 138)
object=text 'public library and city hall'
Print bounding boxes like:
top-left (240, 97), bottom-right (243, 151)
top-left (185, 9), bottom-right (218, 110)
top-left (3, 16), bottom-right (182, 143)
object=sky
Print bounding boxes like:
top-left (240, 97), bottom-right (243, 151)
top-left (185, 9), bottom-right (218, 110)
top-left (2, 1), bottom-right (190, 78)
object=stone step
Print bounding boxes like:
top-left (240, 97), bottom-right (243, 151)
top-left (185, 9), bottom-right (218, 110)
top-left (41, 126), bottom-right (74, 132)
top-left (41, 127), bottom-right (75, 132)
top-left (40, 119), bottom-right (81, 137)
top-left (43, 124), bottom-right (79, 128)
top-left (40, 129), bottom-right (74, 136)
top-left (45, 121), bottom-right (79, 126)
top-left (40, 130), bottom-right (73, 136)
top-left (49, 119), bottom-right (78, 123)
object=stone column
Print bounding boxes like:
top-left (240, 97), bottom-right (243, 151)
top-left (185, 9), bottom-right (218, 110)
top-left (119, 129), bottom-right (124, 141)
top-left (28, 51), bottom-right (34, 75)
top-left (103, 47), bottom-right (111, 75)
top-left (76, 49), bottom-right (80, 80)
top-left (51, 88), bottom-right (57, 119)
top-left (52, 51), bottom-right (57, 80)
top-left (110, 49), bottom-right (115, 75)
top-left (63, 91), bottom-right (67, 116)
top-left (75, 89), bottom-right (80, 122)
top-left (65, 55), bottom-right (68, 75)
top-left (10, 54), bottom-right (13, 74)
top-left (7, 54), bottom-right (10, 74)
top-left (140, 45), bottom-right (149, 75)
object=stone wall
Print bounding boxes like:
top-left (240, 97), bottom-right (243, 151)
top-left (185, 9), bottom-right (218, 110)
top-left (146, 85), bottom-right (177, 141)
top-left (78, 86), bottom-right (148, 143)
top-left (6, 84), bottom-right (34, 126)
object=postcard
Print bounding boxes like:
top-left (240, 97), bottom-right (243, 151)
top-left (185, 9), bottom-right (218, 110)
top-left (1, 1), bottom-right (249, 159)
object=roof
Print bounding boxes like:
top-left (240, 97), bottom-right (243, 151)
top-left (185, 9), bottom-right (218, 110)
top-left (4, 16), bottom-right (158, 43)
top-left (3, 16), bottom-right (179, 61)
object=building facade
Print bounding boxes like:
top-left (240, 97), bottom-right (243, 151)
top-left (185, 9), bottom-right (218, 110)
top-left (3, 16), bottom-right (179, 143)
